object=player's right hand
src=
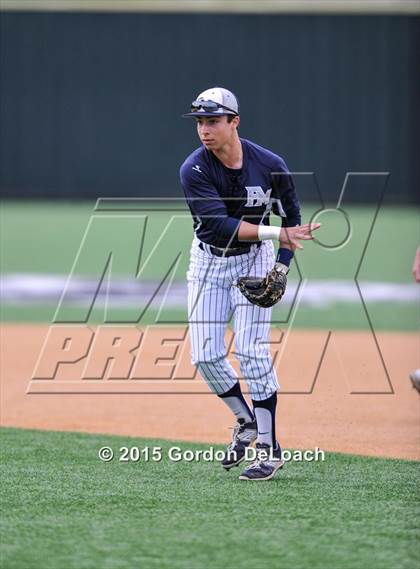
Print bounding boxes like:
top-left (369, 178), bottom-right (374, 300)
top-left (279, 223), bottom-right (321, 250)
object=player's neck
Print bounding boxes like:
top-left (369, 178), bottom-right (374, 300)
top-left (212, 135), bottom-right (243, 169)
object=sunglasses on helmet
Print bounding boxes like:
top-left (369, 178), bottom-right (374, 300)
top-left (190, 99), bottom-right (238, 115)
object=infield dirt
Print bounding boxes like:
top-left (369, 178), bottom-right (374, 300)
top-left (2, 324), bottom-right (419, 460)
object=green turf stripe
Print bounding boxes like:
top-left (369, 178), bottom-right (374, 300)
top-left (1, 302), bottom-right (417, 330)
top-left (1, 427), bottom-right (419, 569)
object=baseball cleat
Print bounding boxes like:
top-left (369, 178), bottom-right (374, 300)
top-left (239, 442), bottom-right (284, 481)
top-left (221, 418), bottom-right (257, 470)
top-left (409, 369), bottom-right (420, 393)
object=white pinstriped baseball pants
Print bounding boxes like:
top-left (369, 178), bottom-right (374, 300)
top-left (187, 236), bottom-right (279, 401)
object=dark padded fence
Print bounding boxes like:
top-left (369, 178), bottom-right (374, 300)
top-left (1, 11), bottom-right (419, 202)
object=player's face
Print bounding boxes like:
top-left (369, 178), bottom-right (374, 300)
top-left (196, 115), bottom-right (239, 150)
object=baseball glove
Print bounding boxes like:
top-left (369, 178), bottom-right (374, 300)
top-left (236, 263), bottom-right (289, 308)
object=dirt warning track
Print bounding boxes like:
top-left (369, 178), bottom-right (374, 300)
top-left (1, 324), bottom-right (419, 460)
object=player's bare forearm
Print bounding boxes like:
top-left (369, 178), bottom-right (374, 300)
top-left (237, 221), bottom-right (261, 241)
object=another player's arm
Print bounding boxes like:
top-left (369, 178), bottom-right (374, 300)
top-left (412, 247), bottom-right (420, 283)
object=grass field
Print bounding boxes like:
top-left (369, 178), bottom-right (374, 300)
top-left (1, 201), bottom-right (417, 280)
top-left (1, 201), bottom-right (419, 329)
top-left (1, 303), bottom-right (417, 332)
top-left (1, 427), bottom-right (419, 569)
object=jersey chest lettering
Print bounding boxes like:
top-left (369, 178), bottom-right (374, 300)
top-left (244, 186), bottom-right (272, 207)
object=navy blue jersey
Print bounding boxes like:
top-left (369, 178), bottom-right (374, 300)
top-left (180, 138), bottom-right (301, 248)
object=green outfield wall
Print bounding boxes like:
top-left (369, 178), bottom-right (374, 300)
top-left (0, 12), bottom-right (419, 202)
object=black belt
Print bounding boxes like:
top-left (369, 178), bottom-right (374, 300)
top-left (199, 241), bottom-right (261, 257)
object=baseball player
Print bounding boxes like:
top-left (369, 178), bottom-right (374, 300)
top-left (180, 87), bottom-right (320, 481)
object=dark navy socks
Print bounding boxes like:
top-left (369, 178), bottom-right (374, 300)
top-left (252, 391), bottom-right (277, 447)
top-left (218, 382), bottom-right (254, 423)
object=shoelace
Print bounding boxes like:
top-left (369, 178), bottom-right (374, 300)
top-left (248, 456), bottom-right (267, 469)
top-left (248, 459), bottom-right (264, 469)
top-left (226, 423), bottom-right (243, 451)
top-left (248, 447), bottom-right (274, 469)
top-left (227, 421), bottom-right (257, 453)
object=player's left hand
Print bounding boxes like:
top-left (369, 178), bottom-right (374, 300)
top-left (236, 262), bottom-right (289, 308)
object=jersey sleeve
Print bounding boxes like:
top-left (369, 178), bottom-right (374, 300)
top-left (180, 161), bottom-right (241, 241)
top-left (271, 157), bottom-right (301, 227)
